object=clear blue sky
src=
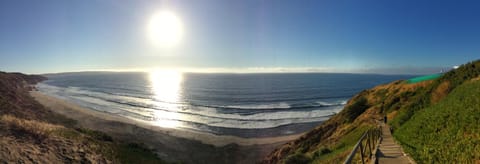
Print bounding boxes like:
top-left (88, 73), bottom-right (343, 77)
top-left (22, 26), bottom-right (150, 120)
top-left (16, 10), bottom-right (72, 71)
top-left (0, 0), bottom-right (478, 74)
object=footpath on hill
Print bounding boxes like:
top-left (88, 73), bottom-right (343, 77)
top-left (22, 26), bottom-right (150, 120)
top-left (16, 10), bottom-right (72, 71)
top-left (376, 123), bottom-right (415, 164)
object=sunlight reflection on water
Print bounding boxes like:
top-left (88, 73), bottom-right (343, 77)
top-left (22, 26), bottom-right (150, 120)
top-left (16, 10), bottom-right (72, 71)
top-left (149, 70), bottom-right (183, 128)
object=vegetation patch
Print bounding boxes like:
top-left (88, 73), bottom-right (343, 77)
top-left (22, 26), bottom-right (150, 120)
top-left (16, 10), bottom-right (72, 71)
top-left (309, 125), bottom-right (371, 163)
top-left (285, 153), bottom-right (311, 164)
top-left (75, 128), bottom-right (114, 142)
top-left (343, 97), bottom-right (369, 123)
top-left (394, 80), bottom-right (480, 163)
top-left (263, 60), bottom-right (480, 164)
top-left (430, 81), bottom-right (449, 104)
top-left (1, 115), bottom-right (63, 141)
top-left (115, 143), bottom-right (168, 164)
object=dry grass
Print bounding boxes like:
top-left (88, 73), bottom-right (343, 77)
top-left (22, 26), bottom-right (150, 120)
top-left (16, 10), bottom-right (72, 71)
top-left (431, 81), bottom-right (450, 104)
top-left (470, 75), bottom-right (480, 82)
top-left (0, 115), bottom-right (64, 141)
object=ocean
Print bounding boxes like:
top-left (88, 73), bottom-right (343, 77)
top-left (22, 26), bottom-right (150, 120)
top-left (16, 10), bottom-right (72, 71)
top-left (37, 72), bottom-right (414, 138)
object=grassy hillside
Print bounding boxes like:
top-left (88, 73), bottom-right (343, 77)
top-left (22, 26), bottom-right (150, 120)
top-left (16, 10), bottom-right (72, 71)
top-left (263, 79), bottom-right (431, 164)
top-left (394, 80), bottom-right (480, 162)
top-left (263, 60), bottom-right (480, 164)
top-left (0, 72), bottom-right (166, 163)
top-left (389, 60), bottom-right (480, 130)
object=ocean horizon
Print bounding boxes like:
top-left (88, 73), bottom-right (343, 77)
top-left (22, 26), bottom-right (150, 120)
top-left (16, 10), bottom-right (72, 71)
top-left (37, 72), bottom-right (415, 138)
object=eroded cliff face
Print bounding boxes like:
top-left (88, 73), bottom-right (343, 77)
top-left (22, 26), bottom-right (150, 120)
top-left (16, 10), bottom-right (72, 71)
top-left (262, 79), bottom-right (433, 164)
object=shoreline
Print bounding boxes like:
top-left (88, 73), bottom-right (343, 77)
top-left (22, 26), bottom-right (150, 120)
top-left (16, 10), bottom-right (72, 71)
top-left (30, 91), bottom-right (302, 147)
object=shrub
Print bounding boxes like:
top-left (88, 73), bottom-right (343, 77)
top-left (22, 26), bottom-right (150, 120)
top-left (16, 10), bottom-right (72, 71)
top-left (115, 143), bottom-right (166, 164)
top-left (285, 153), bottom-right (311, 164)
top-left (313, 147), bottom-right (332, 158)
top-left (344, 97), bottom-right (369, 123)
top-left (76, 128), bottom-right (113, 142)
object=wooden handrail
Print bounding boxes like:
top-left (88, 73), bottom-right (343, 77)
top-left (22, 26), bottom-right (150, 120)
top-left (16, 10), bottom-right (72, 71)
top-left (344, 128), bottom-right (382, 164)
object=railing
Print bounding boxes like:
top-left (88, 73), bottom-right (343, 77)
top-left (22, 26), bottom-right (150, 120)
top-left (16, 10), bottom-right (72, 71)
top-left (343, 128), bottom-right (382, 164)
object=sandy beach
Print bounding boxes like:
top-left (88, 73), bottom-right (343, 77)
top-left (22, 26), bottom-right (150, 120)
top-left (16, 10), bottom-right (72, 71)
top-left (30, 91), bottom-right (301, 163)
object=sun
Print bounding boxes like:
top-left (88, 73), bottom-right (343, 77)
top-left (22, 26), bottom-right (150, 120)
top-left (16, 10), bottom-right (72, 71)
top-left (147, 10), bottom-right (184, 47)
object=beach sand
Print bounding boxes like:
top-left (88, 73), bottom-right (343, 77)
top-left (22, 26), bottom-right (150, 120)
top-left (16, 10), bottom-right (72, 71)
top-left (30, 91), bottom-right (302, 163)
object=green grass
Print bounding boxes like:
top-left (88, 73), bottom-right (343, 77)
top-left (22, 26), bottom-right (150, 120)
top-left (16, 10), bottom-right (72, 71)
top-left (280, 125), bottom-right (372, 164)
top-left (43, 111), bottom-right (78, 128)
top-left (310, 125), bottom-right (372, 163)
top-left (75, 127), bottom-right (113, 142)
top-left (394, 80), bottom-right (480, 163)
top-left (390, 60), bottom-right (480, 130)
top-left (115, 143), bottom-right (169, 164)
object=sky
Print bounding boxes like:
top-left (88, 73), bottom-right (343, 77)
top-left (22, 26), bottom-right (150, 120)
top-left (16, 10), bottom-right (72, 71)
top-left (0, 0), bottom-right (479, 74)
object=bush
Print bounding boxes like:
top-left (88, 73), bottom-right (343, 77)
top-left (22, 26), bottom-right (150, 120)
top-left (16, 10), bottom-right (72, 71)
top-left (313, 147), bottom-right (332, 158)
top-left (285, 153), bottom-right (311, 164)
top-left (115, 143), bottom-right (167, 164)
top-left (344, 97), bottom-right (369, 123)
top-left (75, 128), bottom-right (113, 142)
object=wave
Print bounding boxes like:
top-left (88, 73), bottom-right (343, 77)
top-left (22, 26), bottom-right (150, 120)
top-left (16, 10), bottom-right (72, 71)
top-left (39, 83), bottom-right (345, 114)
top-left (225, 102), bottom-right (290, 110)
top-left (205, 101), bottom-right (346, 111)
top-left (189, 95), bottom-right (352, 104)
top-left (124, 111), bottom-right (333, 130)
top-left (65, 93), bottom-right (337, 129)
top-left (43, 83), bottom-right (348, 112)
top-left (316, 100), bottom-right (347, 106)
top-left (37, 83), bottom-right (345, 130)
top-left (74, 92), bottom-right (341, 121)
top-left (42, 82), bottom-right (346, 111)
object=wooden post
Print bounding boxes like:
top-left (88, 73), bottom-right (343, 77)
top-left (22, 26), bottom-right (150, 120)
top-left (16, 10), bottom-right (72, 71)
top-left (360, 143), bottom-right (365, 164)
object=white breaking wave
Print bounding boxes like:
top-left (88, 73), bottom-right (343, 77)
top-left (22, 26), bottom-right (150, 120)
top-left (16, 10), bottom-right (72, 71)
top-left (226, 102), bottom-right (291, 110)
top-left (316, 100), bottom-right (347, 106)
top-left (37, 83), bottom-right (346, 130)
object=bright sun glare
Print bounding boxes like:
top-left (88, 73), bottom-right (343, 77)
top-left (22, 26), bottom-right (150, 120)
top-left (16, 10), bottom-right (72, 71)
top-left (147, 10), bottom-right (184, 47)
top-left (149, 70), bottom-right (183, 128)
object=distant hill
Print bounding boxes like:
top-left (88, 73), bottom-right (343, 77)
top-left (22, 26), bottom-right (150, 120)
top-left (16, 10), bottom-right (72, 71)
top-left (263, 60), bottom-right (480, 163)
top-left (0, 72), bottom-right (165, 163)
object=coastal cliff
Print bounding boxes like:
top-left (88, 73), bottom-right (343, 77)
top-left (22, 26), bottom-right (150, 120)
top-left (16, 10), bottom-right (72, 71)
top-left (0, 72), bottom-right (163, 163)
top-left (263, 60), bottom-right (480, 163)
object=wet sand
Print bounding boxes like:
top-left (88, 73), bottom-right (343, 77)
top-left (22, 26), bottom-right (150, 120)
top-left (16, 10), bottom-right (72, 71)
top-left (30, 91), bottom-right (301, 163)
